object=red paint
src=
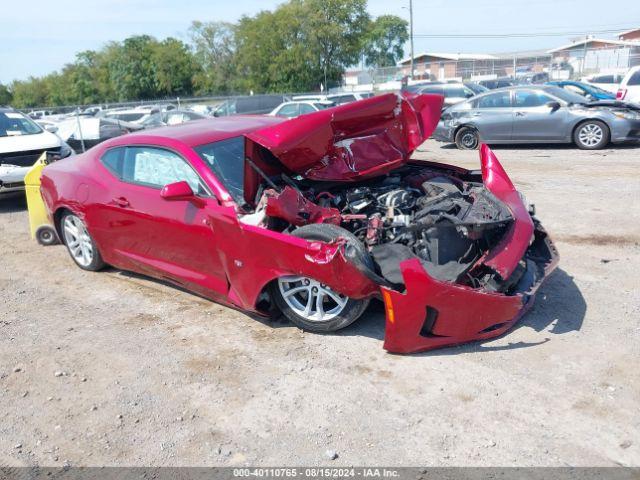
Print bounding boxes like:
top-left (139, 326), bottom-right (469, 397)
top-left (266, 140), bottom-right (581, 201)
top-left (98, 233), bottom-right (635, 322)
top-left (41, 97), bottom-right (557, 354)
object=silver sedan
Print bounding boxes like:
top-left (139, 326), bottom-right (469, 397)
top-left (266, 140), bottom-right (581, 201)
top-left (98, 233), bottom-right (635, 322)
top-left (433, 85), bottom-right (640, 150)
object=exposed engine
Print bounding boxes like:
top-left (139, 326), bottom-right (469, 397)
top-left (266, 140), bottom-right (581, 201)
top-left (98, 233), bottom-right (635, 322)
top-left (244, 166), bottom-right (514, 289)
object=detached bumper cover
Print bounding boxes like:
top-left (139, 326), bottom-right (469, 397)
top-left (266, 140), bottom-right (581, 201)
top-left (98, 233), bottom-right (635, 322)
top-left (382, 223), bottom-right (558, 353)
top-left (381, 145), bottom-right (559, 353)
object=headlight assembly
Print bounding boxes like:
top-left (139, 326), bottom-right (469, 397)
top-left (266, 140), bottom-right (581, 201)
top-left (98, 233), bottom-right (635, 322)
top-left (614, 111), bottom-right (640, 121)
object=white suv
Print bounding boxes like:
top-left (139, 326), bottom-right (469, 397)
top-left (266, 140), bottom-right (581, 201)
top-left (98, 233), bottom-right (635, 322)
top-left (617, 67), bottom-right (640, 104)
top-left (1, 108), bottom-right (74, 196)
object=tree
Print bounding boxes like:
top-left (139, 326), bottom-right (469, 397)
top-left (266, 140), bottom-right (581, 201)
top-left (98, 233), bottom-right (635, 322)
top-left (153, 37), bottom-right (199, 96)
top-left (0, 83), bottom-right (11, 105)
top-left (109, 35), bottom-right (159, 101)
top-left (189, 21), bottom-right (236, 94)
top-left (234, 0), bottom-right (370, 92)
top-left (306, 0), bottom-right (370, 89)
top-left (363, 15), bottom-right (408, 68)
top-left (10, 77), bottom-right (49, 108)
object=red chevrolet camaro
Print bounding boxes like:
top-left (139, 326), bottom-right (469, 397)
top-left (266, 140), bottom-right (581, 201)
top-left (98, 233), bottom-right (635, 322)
top-left (40, 93), bottom-right (558, 353)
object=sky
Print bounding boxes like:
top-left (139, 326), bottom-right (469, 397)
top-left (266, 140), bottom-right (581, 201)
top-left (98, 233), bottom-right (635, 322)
top-left (0, 0), bottom-right (638, 83)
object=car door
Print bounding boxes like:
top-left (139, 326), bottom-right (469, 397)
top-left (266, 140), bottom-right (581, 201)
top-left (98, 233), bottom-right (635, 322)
top-left (95, 145), bottom-right (229, 297)
top-left (511, 89), bottom-right (567, 141)
top-left (470, 91), bottom-right (513, 141)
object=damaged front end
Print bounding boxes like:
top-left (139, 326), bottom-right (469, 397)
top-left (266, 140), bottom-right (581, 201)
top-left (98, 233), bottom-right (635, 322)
top-left (237, 94), bottom-right (558, 353)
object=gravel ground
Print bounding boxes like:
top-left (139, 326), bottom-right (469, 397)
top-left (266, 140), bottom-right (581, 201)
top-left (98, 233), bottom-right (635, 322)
top-left (1, 140), bottom-right (639, 467)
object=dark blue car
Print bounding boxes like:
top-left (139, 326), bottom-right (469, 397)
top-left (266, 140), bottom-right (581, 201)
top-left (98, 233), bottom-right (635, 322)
top-left (546, 81), bottom-right (615, 101)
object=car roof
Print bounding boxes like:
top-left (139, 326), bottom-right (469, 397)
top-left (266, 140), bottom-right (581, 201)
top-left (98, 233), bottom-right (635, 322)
top-left (115, 115), bottom-right (285, 147)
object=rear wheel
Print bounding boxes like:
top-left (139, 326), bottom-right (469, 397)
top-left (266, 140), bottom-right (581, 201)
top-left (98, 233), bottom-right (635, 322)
top-left (574, 120), bottom-right (609, 150)
top-left (455, 126), bottom-right (479, 150)
top-left (61, 212), bottom-right (105, 271)
top-left (271, 224), bottom-right (371, 332)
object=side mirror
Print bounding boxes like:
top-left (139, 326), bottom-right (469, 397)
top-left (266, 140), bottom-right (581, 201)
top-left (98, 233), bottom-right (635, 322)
top-left (160, 181), bottom-right (196, 201)
top-left (546, 101), bottom-right (561, 111)
top-left (45, 124), bottom-right (58, 133)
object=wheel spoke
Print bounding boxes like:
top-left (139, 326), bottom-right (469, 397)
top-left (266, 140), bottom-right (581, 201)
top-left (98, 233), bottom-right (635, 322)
top-left (315, 292), bottom-right (325, 320)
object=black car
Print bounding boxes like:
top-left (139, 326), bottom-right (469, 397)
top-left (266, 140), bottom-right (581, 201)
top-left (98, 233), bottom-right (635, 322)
top-left (213, 95), bottom-right (291, 116)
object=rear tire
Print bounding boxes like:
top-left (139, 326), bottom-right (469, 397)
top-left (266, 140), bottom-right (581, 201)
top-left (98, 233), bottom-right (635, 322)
top-left (271, 224), bottom-right (371, 332)
top-left (455, 127), bottom-right (479, 150)
top-left (60, 212), bottom-right (105, 271)
top-left (574, 120), bottom-right (609, 150)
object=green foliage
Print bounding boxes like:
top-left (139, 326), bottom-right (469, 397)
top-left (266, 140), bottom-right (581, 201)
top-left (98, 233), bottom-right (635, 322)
top-left (234, 0), bottom-right (370, 92)
top-left (6, 0), bottom-right (409, 108)
top-left (0, 83), bottom-right (12, 105)
top-left (189, 21), bottom-right (236, 95)
top-left (363, 15), bottom-right (408, 68)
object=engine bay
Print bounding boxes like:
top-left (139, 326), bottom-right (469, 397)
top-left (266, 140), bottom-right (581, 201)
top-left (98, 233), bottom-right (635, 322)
top-left (240, 164), bottom-right (516, 291)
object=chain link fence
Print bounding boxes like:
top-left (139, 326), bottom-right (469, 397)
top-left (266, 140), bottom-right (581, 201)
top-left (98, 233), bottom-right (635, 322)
top-left (342, 46), bottom-right (640, 92)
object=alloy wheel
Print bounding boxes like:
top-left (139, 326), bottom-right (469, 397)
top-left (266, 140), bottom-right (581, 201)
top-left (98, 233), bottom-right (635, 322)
top-left (62, 215), bottom-right (94, 267)
top-left (578, 123), bottom-right (604, 148)
top-left (277, 275), bottom-right (348, 322)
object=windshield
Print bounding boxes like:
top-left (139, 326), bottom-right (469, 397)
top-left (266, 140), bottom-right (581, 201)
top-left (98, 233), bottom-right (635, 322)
top-left (108, 112), bottom-right (146, 122)
top-left (313, 102), bottom-right (335, 110)
top-left (544, 86), bottom-right (588, 104)
top-left (0, 111), bottom-right (43, 137)
top-left (194, 136), bottom-right (245, 203)
top-left (141, 113), bottom-right (164, 126)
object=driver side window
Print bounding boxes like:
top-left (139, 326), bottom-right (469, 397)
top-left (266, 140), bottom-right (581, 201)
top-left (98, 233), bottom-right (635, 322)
top-left (121, 147), bottom-right (204, 193)
top-left (514, 90), bottom-right (553, 108)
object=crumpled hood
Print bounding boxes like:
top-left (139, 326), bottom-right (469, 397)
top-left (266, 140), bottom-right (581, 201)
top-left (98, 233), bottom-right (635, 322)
top-left (244, 93), bottom-right (443, 192)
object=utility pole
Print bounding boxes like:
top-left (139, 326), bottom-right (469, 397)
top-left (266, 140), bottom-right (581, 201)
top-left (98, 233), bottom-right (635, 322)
top-left (409, 0), bottom-right (415, 79)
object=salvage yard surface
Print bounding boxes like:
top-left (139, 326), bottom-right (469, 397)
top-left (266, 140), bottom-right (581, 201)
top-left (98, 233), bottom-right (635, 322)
top-left (1, 139), bottom-right (639, 466)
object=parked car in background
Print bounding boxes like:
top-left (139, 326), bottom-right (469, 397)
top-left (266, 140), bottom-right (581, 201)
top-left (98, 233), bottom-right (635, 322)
top-left (464, 82), bottom-right (489, 95)
top-left (479, 77), bottom-right (516, 89)
top-left (1, 107), bottom-right (73, 196)
top-left (101, 107), bottom-right (158, 124)
top-left (547, 81), bottom-right (615, 101)
top-left (292, 92), bottom-right (374, 104)
top-left (434, 85), bottom-right (640, 150)
top-left (27, 110), bottom-right (54, 119)
top-left (517, 72), bottom-right (549, 85)
top-left (52, 117), bottom-right (143, 152)
top-left (617, 66), bottom-right (640, 104)
top-left (413, 83), bottom-right (476, 110)
top-left (39, 94), bottom-right (557, 353)
top-left (141, 110), bottom-right (207, 129)
top-left (582, 73), bottom-right (625, 94)
top-left (269, 101), bottom-right (335, 118)
top-left (213, 95), bottom-right (290, 116)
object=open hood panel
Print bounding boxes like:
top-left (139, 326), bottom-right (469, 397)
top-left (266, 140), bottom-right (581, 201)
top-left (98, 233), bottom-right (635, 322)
top-left (245, 93), bottom-right (443, 190)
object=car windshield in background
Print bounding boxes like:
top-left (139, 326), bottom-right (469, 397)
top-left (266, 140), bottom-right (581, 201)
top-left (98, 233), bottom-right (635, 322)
top-left (194, 136), bottom-right (245, 204)
top-left (0, 111), bottom-right (43, 137)
top-left (107, 113), bottom-right (146, 122)
top-left (313, 102), bottom-right (335, 110)
top-left (544, 86), bottom-right (588, 104)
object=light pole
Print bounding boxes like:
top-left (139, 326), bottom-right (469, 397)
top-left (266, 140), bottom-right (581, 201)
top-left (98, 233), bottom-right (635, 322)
top-left (409, 0), bottom-right (414, 79)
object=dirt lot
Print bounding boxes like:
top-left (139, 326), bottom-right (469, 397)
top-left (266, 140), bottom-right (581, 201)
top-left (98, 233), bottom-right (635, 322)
top-left (1, 140), bottom-right (639, 467)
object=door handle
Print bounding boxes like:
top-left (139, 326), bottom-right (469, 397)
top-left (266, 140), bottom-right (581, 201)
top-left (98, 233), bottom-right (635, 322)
top-left (471, 112), bottom-right (482, 117)
top-left (515, 111), bottom-right (526, 117)
top-left (112, 197), bottom-right (130, 208)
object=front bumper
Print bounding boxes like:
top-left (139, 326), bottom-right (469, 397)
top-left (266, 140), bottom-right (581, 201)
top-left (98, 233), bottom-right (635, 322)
top-left (0, 164), bottom-right (29, 194)
top-left (382, 222), bottom-right (558, 353)
top-left (432, 121), bottom-right (455, 142)
top-left (380, 144), bottom-right (559, 353)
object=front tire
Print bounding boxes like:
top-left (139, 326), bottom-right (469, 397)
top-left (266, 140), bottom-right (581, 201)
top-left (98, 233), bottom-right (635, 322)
top-left (60, 212), bottom-right (105, 271)
top-left (455, 126), bottom-right (479, 150)
top-left (574, 120), bottom-right (609, 150)
top-left (271, 224), bottom-right (371, 332)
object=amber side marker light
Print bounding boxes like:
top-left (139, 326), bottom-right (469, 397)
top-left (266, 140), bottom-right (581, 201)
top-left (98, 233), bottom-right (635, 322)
top-left (382, 290), bottom-right (395, 324)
